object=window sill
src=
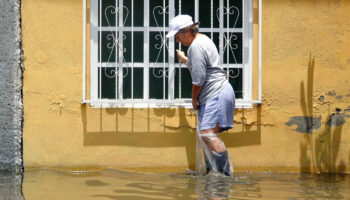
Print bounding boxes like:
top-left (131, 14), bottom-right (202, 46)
top-left (81, 99), bottom-right (261, 109)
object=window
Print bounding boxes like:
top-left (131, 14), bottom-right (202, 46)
top-left (84, 0), bottom-right (260, 108)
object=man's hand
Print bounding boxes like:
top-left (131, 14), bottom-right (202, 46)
top-left (192, 84), bottom-right (203, 110)
top-left (192, 98), bottom-right (199, 110)
top-left (176, 50), bottom-right (188, 65)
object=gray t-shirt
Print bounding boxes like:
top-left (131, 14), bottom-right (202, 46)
top-left (187, 34), bottom-right (228, 105)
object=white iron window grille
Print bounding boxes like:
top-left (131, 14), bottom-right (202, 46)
top-left (82, 0), bottom-right (262, 108)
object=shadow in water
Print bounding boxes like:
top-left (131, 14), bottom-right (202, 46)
top-left (81, 104), bottom-right (262, 170)
top-left (299, 54), bottom-right (346, 173)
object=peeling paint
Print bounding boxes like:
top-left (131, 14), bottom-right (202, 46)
top-left (328, 113), bottom-right (345, 127)
top-left (327, 91), bottom-right (336, 96)
top-left (336, 95), bottom-right (343, 100)
top-left (318, 95), bottom-right (324, 102)
top-left (285, 116), bottom-right (321, 134)
top-left (327, 108), bottom-right (350, 127)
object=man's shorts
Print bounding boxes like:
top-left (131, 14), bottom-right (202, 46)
top-left (198, 83), bottom-right (235, 132)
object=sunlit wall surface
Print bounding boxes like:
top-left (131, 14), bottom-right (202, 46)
top-left (22, 0), bottom-right (350, 173)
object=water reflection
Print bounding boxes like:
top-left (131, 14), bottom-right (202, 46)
top-left (194, 173), bottom-right (262, 200)
top-left (0, 169), bottom-right (349, 200)
top-left (297, 174), bottom-right (346, 199)
top-left (89, 171), bottom-right (260, 200)
top-left (195, 175), bottom-right (233, 199)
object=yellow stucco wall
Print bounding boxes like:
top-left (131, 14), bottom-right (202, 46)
top-left (23, 0), bottom-right (350, 173)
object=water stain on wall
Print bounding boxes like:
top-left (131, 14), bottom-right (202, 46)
top-left (336, 96), bottom-right (343, 100)
top-left (318, 95), bottom-right (324, 103)
top-left (285, 116), bottom-right (321, 134)
top-left (327, 108), bottom-right (350, 127)
top-left (286, 108), bottom-right (350, 134)
top-left (327, 91), bottom-right (336, 96)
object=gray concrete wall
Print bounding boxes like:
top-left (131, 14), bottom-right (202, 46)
top-left (0, 171), bottom-right (24, 200)
top-left (0, 0), bottom-right (23, 171)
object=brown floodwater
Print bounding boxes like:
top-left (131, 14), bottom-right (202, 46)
top-left (1, 169), bottom-right (350, 199)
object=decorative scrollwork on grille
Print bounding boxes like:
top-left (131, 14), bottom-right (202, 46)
top-left (102, 67), bottom-right (118, 78)
top-left (227, 68), bottom-right (240, 79)
top-left (154, 33), bottom-right (165, 60)
top-left (223, 6), bottom-right (240, 28)
top-left (102, 5), bottom-right (129, 79)
top-left (152, 5), bottom-right (172, 79)
top-left (217, 6), bottom-right (240, 64)
top-left (223, 33), bottom-right (239, 64)
top-left (216, 6), bottom-right (240, 29)
top-left (152, 6), bottom-right (169, 30)
top-left (153, 68), bottom-right (171, 79)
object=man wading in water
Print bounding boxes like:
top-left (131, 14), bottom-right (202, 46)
top-left (166, 15), bottom-right (235, 176)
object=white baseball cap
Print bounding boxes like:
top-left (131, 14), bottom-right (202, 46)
top-left (166, 15), bottom-right (194, 38)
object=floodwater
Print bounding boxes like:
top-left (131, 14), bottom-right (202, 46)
top-left (1, 169), bottom-right (350, 200)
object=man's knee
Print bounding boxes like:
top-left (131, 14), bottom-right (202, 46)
top-left (199, 132), bottom-right (217, 145)
top-left (199, 132), bottom-right (226, 153)
top-left (200, 123), bottom-right (220, 135)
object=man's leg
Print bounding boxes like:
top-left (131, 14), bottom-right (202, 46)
top-left (199, 123), bottom-right (232, 176)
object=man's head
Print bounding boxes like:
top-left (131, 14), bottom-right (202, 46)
top-left (166, 15), bottom-right (199, 46)
top-left (166, 15), bottom-right (194, 38)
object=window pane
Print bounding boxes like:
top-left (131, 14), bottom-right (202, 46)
top-left (150, 32), bottom-right (168, 63)
top-left (225, 68), bottom-right (243, 99)
top-left (124, 0), bottom-right (144, 27)
top-left (123, 0), bottom-right (131, 26)
top-left (175, 0), bottom-right (194, 17)
top-left (223, 32), bottom-right (242, 64)
top-left (133, 68), bottom-right (143, 99)
top-left (149, 68), bottom-right (168, 99)
top-left (150, 0), bottom-right (169, 27)
top-left (199, 0), bottom-right (219, 28)
top-left (98, 67), bottom-right (117, 99)
top-left (123, 68), bottom-right (143, 99)
top-left (175, 68), bottom-right (191, 98)
top-left (99, 0), bottom-right (116, 27)
top-left (134, 0), bottom-right (144, 27)
top-left (98, 31), bottom-right (116, 63)
top-left (123, 32), bottom-right (131, 62)
top-left (224, 0), bottom-right (242, 28)
top-left (133, 32), bottom-right (144, 62)
top-left (122, 32), bottom-right (144, 62)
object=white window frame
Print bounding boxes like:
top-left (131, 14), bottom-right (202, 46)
top-left (82, 0), bottom-right (262, 108)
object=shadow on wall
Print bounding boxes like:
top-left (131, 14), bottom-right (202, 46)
top-left (81, 105), bottom-right (262, 170)
top-left (299, 54), bottom-right (346, 173)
